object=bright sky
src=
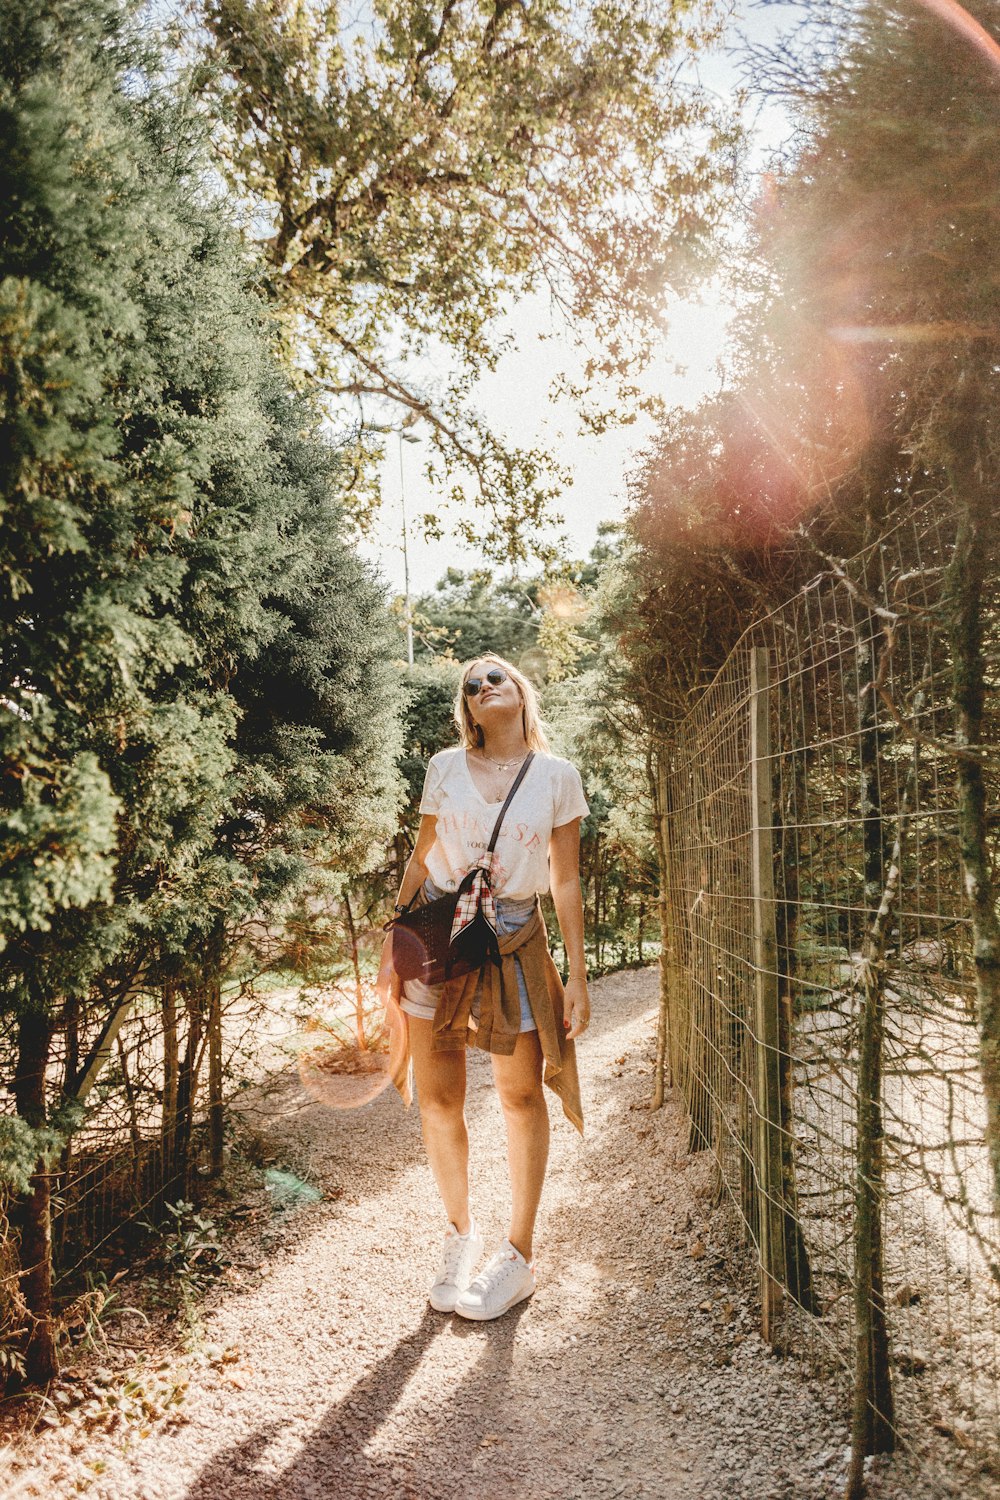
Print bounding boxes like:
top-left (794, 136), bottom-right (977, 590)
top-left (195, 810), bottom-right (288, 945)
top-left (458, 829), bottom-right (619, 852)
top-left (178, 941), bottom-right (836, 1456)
top-left (362, 1), bottom-right (800, 596)
top-left (364, 286), bottom-right (736, 596)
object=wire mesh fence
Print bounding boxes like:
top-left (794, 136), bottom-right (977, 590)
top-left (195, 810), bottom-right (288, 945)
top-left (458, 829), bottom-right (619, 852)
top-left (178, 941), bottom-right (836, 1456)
top-left (656, 499), bottom-right (1000, 1473)
top-left (0, 974), bottom-right (313, 1299)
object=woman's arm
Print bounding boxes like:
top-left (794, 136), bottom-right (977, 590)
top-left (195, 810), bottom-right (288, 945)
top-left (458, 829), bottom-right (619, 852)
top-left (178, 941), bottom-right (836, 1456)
top-left (395, 813), bottom-right (438, 909)
top-left (549, 817), bottom-right (591, 1040)
top-left (376, 814), bottom-right (438, 997)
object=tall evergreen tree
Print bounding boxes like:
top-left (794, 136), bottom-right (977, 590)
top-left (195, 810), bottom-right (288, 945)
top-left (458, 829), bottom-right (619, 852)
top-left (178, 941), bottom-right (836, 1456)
top-left (0, 0), bottom-right (401, 1382)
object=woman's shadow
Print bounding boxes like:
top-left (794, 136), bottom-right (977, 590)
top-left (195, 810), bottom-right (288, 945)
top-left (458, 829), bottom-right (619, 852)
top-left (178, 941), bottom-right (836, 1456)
top-left (183, 1299), bottom-right (531, 1499)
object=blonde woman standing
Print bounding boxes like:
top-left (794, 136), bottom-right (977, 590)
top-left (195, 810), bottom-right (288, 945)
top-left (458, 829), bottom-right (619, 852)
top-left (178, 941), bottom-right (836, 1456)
top-left (378, 653), bottom-right (591, 1321)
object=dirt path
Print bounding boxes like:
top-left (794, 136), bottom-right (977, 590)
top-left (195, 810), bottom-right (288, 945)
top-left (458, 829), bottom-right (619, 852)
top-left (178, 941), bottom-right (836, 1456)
top-left (3, 968), bottom-right (977, 1499)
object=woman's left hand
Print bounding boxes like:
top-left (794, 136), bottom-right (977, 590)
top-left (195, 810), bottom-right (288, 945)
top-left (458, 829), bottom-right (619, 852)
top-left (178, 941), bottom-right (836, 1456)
top-left (562, 975), bottom-right (591, 1040)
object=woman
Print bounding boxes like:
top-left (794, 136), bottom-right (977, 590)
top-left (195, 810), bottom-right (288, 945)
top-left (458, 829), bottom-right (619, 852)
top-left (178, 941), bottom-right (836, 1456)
top-left (378, 653), bottom-right (591, 1322)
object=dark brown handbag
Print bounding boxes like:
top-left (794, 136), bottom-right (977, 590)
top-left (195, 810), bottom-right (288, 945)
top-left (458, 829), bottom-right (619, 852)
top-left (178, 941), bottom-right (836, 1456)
top-left (388, 751), bottom-right (535, 987)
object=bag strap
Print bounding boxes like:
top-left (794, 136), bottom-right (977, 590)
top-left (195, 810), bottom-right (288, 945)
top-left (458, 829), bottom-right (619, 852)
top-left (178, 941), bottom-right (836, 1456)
top-left (485, 750), bottom-right (535, 856)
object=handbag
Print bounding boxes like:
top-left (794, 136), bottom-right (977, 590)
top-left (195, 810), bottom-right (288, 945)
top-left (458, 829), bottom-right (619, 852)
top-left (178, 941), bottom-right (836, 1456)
top-left (388, 751), bottom-right (535, 987)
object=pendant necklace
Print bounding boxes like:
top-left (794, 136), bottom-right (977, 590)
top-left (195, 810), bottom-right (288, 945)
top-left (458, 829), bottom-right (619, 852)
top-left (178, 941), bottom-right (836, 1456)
top-left (478, 750), bottom-right (526, 772)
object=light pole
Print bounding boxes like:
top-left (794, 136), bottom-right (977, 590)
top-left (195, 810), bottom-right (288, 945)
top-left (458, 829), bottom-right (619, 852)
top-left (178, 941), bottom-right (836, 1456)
top-left (368, 422), bottom-right (421, 667)
top-left (397, 430), bottom-right (420, 668)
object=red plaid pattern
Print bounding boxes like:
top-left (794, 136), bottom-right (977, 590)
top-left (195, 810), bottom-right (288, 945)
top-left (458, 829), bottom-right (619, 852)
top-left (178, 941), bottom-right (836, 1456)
top-left (450, 860), bottom-right (498, 949)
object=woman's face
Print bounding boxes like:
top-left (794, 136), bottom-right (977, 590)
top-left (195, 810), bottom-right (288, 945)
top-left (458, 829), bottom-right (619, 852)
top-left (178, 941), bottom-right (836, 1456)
top-left (464, 660), bottom-right (523, 734)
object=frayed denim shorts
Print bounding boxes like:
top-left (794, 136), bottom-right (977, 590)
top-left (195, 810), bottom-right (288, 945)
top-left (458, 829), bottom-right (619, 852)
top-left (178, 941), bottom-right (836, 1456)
top-left (400, 876), bottom-right (537, 1034)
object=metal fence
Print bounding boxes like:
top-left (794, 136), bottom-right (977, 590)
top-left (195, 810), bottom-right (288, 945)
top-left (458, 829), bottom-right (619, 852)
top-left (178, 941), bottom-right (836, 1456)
top-left (656, 500), bottom-right (1000, 1478)
top-left (0, 975), bottom-right (309, 1299)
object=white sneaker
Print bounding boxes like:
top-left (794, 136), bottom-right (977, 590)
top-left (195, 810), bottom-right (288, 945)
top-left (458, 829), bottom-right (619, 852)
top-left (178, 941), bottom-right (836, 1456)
top-left (429, 1220), bottom-right (484, 1313)
top-left (454, 1238), bottom-right (536, 1321)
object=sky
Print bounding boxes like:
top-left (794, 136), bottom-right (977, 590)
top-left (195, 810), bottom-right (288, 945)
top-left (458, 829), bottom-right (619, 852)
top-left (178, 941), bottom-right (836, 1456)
top-left (361, 1), bottom-right (801, 598)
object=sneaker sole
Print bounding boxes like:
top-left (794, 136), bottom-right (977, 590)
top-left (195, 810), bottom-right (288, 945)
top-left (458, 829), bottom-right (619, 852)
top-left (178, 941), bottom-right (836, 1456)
top-left (453, 1280), bottom-right (535, 1321)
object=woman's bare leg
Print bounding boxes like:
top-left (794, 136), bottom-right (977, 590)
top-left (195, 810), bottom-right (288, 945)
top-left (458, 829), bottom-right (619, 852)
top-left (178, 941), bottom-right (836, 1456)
top-left (490, 1030), bottom-right (549, 1261)
top-left (408, 1016), bottom-right (472, 1233)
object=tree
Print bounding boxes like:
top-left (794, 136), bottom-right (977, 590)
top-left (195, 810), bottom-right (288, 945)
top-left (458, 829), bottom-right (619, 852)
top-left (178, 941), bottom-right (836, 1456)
top-left (409, 568), bottom-right (542, 665)
top-left (615, 0), bottom-right (1000, 1480)
top-left (0, 0), bottom-right (208, 1381)
top-left (187, 0), bottom-right (737, 559)
top-left (746, 6), bottom-right (1000, 1482)
top-left (0, 0), bottom-right (403, 1381)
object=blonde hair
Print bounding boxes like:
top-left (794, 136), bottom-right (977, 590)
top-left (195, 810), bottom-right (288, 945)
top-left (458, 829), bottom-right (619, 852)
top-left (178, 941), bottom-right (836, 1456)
top-left (454, 653), bottom-right (550, 753)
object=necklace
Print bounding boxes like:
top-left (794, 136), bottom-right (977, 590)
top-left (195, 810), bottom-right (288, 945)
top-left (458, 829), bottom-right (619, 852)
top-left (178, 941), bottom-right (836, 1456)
top-left (475, 749), bottom-right (527, 773)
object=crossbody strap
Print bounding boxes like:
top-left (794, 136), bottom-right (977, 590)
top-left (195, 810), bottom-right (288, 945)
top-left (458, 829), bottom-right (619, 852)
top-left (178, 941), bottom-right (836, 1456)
top-left (485, 750), bottom-right (535, 856)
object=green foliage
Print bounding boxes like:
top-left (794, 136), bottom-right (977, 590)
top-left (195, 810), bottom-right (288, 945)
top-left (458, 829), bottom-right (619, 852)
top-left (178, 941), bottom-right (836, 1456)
top-left (607, 3), bottom-right (1000, 1144)
top-left (615, 1), bottom-right (1000, 737)
top-left (144, 1199), bottom-right (226, 1342)
top-left (0, 1117), bottom-right (63, 1195)
top-left (0, 12), bottom-right (406, 1334)
top-left (0, 1095), bottom-right (82, 1194)
top-left (189, 0), bottom-right (737, 559)
top-left (0, 0), bottom-right (405, 1006)
top-left (158, 1200), bottom-right (224, 1286)
top-left (411, 569), bottom-right (542, 664)
top-left (397, 657), bottom-right (462, 816)
top-left (0, 725), bottom-right (119, 949)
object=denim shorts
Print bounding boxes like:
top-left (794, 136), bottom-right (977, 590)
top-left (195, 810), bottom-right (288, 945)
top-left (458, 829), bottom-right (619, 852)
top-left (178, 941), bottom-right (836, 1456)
top-left (400, 877), bottom-right (537, 1033)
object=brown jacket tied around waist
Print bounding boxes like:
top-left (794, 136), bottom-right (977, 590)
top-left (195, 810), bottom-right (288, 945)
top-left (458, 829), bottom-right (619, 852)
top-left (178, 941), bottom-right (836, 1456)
top-left (386, 896), bottom-right (584, 1136)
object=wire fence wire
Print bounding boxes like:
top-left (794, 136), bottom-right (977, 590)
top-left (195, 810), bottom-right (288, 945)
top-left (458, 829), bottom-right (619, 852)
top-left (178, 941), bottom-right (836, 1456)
top-left (0, 975), bottom-right (307, 1301)
top-left (657, 499), bottom-right (1000, 1472)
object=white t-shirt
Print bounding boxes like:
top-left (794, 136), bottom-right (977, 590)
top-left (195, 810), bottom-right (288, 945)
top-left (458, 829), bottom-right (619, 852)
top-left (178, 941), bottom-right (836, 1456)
top-left (418, 747), bottom-right (590, 900)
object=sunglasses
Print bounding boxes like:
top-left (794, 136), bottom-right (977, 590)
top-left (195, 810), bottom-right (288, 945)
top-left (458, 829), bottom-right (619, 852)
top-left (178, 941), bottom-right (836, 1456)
top-left (464, 668), bottom-right (508, 697)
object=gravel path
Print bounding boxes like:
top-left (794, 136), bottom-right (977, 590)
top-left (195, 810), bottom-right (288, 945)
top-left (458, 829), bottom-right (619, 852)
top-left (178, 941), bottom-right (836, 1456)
top-left (3, 967), bottom-right (988, 1499)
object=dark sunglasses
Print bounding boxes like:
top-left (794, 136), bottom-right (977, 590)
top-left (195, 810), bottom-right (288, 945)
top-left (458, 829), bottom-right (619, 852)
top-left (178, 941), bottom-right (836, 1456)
top-left (464, 668), bottom-right (508, 697)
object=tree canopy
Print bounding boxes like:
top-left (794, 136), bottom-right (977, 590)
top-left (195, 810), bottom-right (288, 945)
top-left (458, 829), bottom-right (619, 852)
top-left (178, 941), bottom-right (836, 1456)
top-left (188, 0), bottom-right (737, 560)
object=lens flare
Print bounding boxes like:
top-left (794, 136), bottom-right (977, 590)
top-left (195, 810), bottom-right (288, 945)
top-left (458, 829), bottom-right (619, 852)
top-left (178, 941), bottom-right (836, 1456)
top-left (829, 321), bottom-right (998, 343)
top-left (913, 0), bottom-right (1000, 77)
top-left (297, 1034), bottom-right (393, 1110)
top-left (296, 984), bottom-right (394, 1110)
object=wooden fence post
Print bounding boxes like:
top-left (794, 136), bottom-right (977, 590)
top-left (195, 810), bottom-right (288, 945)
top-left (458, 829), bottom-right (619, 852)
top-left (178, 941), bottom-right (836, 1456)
top-left (651, 743), bottom-right (673, 1107)
top-left (750, 647), bottom-right (785, 1342)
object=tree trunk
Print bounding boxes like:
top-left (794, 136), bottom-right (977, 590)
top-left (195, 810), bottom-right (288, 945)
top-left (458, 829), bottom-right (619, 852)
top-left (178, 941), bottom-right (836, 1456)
top-left (63, 995), bottom-right (79, 1094)
top-left (207, 977), bottom-right (224, 1178)
top-left (12, 1010), bottom-right (58, 1385)
top-left (173, 989), bottom-right (204, 1197)
top-left (847, 607), bottom-right (896, 1493)
top-left (161, 979), bottom-right (179, 1204)
top-left (116, 1032), bottom-right (142, 1186)
top-left (944, 488), bottom-right (1000, 1216)
top-left (343, 890), bottom-right (367, 1050)
top-left (55, 994), bottom-right (81, 1264)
